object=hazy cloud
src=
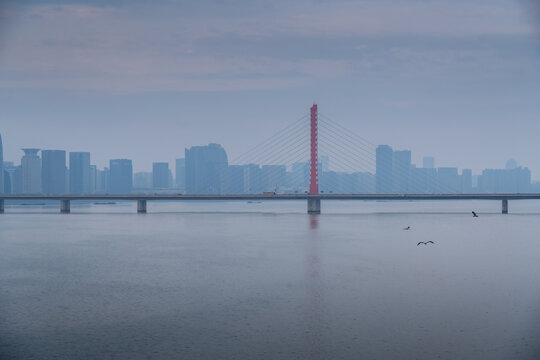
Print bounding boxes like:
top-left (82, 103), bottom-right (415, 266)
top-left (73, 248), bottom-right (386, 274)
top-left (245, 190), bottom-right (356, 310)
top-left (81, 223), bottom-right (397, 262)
top-left (1, 0), bottom-right (539, 175)
top-left (0, 0), bottom-right (538, 92)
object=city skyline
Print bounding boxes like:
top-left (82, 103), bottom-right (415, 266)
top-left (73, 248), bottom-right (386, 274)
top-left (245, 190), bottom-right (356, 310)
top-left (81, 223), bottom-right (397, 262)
top-left (2, 2), bottom-right (540, 359)
top-left (1, 136), bottom-right (535, 178)
top-left (1, 0), bottom-right (540, 175)
top-left (0, 115), bottom-right (537, 179)
top-left (1, 130), bottom-right (536, 195)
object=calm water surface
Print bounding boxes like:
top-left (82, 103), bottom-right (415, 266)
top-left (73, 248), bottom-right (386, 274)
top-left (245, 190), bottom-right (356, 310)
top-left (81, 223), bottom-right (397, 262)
top-left (1, 200), bottom-right (540, 359)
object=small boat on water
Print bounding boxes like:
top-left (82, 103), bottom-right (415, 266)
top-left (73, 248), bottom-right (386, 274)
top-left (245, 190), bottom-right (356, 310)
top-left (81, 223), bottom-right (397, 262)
top-left (247, 201), bottom-right (262, 204)
top-left (93, 201), bottom-right (117, 205)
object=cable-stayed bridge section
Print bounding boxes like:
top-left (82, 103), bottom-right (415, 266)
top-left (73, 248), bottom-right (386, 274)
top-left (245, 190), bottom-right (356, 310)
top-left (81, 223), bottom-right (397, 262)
top-left (1, 104), bottom-right (538, 214)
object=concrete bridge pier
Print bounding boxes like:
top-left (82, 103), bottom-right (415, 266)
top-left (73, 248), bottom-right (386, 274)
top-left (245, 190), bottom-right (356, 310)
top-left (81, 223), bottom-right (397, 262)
top-left (60, 199), bottom-right (70, 213)
top-left (137, 199), bottom-right (147, 213)
top-left (0, 199), bottom-right (4, 213)
top-left (307, 198), bottom-right (321, 214)
top-left (502, 199), bottom-right (508, 214)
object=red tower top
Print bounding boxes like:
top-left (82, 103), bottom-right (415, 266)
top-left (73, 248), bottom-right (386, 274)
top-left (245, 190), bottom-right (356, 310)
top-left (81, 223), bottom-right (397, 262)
top-left (309, 104), bottom-right (319, 195)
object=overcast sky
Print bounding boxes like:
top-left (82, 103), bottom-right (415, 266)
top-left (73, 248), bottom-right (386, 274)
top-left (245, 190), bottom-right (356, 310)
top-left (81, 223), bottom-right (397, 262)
top-left (1, 0), bottom-right (539, 176)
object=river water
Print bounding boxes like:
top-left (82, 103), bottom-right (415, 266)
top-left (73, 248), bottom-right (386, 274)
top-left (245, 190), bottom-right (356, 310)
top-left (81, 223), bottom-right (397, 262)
top-left (1, 200), bottom-right (540, 359)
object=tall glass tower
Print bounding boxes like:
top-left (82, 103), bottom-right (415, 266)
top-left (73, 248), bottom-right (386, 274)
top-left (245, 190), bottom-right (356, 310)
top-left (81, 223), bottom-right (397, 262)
top-left (42, 150), bottom-right (67, 194)
top-left (69, 152), bottom-right (91, 194)
top-left (21, 148), bottom-right (42, 194)
top-left (109, 159), bottom-right (133, 194)
top-left (185, 143), bottom-right (228, 194)
top-left (376, 145), bottom-right (393, 194)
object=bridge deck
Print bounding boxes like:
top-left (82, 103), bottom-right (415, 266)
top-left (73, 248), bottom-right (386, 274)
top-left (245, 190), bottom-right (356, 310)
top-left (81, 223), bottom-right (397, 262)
top-left (1, 194), bottom-right (540, 201)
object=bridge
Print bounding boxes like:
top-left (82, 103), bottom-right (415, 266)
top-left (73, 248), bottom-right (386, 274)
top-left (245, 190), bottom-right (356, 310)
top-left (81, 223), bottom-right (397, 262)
top-left (1, 193), bottom-right (537, 214)
top-left (1, 104), bottom-right (538, 215)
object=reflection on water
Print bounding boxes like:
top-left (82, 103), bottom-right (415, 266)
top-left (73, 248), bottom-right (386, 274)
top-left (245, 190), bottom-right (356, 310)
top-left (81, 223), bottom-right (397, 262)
top-left (306, 214), bottom-right (326, 359)
top-left (310, 214), bottom-right (319, 230)
top-left (1, 201), bottom-right (540, 359)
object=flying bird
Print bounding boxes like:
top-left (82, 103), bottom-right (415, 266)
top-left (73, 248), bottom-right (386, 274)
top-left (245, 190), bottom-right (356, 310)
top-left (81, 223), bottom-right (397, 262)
top-left (417, 241), bottom-right (435, 246)
top-left (472, 211), bottom-right (478, 217)
top-left (403, 226), bottom-right (411, 230)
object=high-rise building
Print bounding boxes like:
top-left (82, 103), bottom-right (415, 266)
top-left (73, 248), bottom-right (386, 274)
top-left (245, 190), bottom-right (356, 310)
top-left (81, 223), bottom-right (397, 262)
top-left (423, 157), bottom-right (435, 169)
top-left (291, 162), bottom-right (309, 189)
top-left (11, 165), bottom-right (23, 194)
top-left (3, 162), bottom-right (19, 194)
top-left (320, 170), bottom-right (339, 194)
top-left (185, 143), bottom-right (228, 194)
top-left (478, 167), bottom-right (531, 193)
top-left (261, 165), bottom-right (286, 192)
top-left (152, 162), bottom-right (169, 189)
top-left (376, 145), bottom-right (393, 194)
top-left (393, 150), bottom-right (411, 193)
top-left (69, 152), bottom-right (91, 194)
top-left (3, 169), bottom-right (10, 194)
top-left (410, 167), bottom-right (437, 194)
top-left (89, 165), bottom-right (96, 194)
top-left (244, 164), bottom-right (262, 194)
top-left (175, 158), bottom-right (186, 191)
top-left (437, 167), bottom-right (460, 193)
top-left (134, 172), bottom-right (152, 190)
top-left (505, 159), bottom-right (518, 170)
top-left (42, 150), bottom-right (67, 194)
top-left (0, 133), bottom-right (3, 194)
top-left (354, 171), bottom-right (375, 194)
top-left (21, 148), bottom-right (41, 194)
top-left (168, 170), bottom-right (173, 190)
top-left (95, 167), bottom-right (109, 193)
top-left (320, 155), bottom-right (330, 172)
top-left (227, 165), bottom-right (250, 194)
top-left (109, 159), bottom-right (132, 194)
top-left (461, 169), bottom-right (473, 193)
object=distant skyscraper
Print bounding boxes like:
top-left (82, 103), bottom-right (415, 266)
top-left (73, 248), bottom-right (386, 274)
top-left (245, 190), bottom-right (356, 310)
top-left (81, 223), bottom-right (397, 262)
top-left (89, 165), bottom-right (97, 193)
top-left (461, 169), bottom-right (473, 193)
top-left (21, 148), bottom-right (41, 194)
top-left (245, 164), bottom-right (262, 194)
top-left (42, 150), bottom-right (67, 194)
top-left (0, 133), bottom-right (3, 194)
top-left (152, 162), bottom-right (169, 189)
top-left (505, 159), bottom-right (518, 170)
top-left (410, 167), bottom-right (437, 194)
top-left (437, 167), bottom-right (459, 193)
top-left (11, 166), bottom-right (22, 194)
top-left (2, 161), bottom-right (14, 193)
top-left (3, 169), bottom-right (11, 194)
top-left (320, 170), bottom-right (339, 194)
top-left (175, 158), bottom-right (186, 191)
top-left (185, 143), bottom-right (228, 194)
top-left (109, 159), bottom-right (133, 194)
top-left (95, 167), bottom-right (109, 193)
top-left (320, 155), bottom-right (330, 172)
top-left (227, 165), bottom-right (250, 194)
top-left (291, 162), bottom-right (309, 189)
top-left (261, 165), bottom-right (286, 192)
top-left (3, 162), bottom-right (20, 194)
top-left (423, 157), bottom-right (435, 169)
top-left (69, 152), bottom-right (91, 194)
top-left (393, 150), bottom-right (411, 193)
top-left (353, 172), bottom-right (375, 194)
top-left (478, 167), bottom-right (531, 193)
top-left (134, 172), bottom-right (152, 190)
top-left (376, 145), bottom-right (393, 194)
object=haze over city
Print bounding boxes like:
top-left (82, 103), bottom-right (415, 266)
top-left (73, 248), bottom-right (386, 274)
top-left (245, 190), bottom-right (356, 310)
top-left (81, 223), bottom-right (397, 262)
top-left (1, 0), bottom-right (540, 174)
top-left (3, 2), bottom-right (540, 360)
